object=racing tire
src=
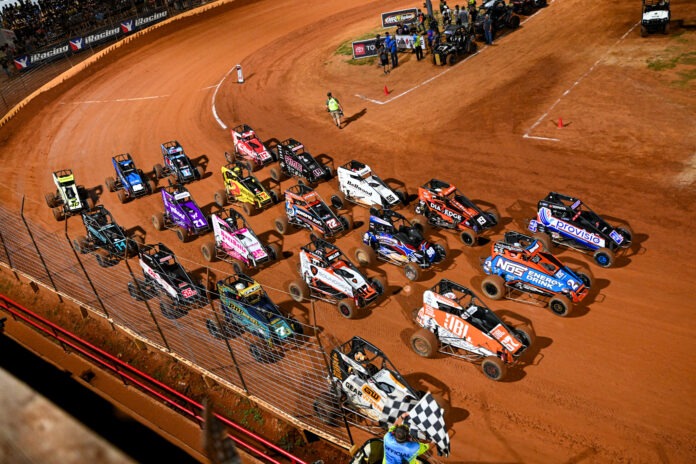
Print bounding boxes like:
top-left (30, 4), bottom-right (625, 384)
top-left (84, 196), bottom-right (95, 210)
top-left (313, 395), bottom-right (341, 427)
top-left (576, 271), bottom-right (593, 289)
top-left (330, 191), bottom-right (345, 211)
top-left (52, 207), bottom-right (65, 221)
top-left (640, 26), bottom-right (648, 37)
top-left (45, 192), bottom-right (57, 208)
top-left (270, 188), bottom-right (282, 204)
top-left (214, 189), bottom-right (228, 208)
top-left (410, 328), bottom-right (439, 358)
top-left (73, 236), bottom-right (88, 254)
top-left (201, 241), bottom-right (216, 262)
top-left (249, 342), bottom-right (272, 363)
top-left (324, 165), bottom-right (334, 180)
top-left (160, 301), bottom-right (187, 320)
top-left (274, 216), bottom-right (289, 235)
top-left (175, 226), bottom-right (189, 243)
top-left (266, 242), bottom-right (281, 261)
top-left (339, 214), bottom-right (353, 232)
top-left (153, 164), bottom-right (164, 179)
top-left (242, 202), bottom-right (254, 217)
top-left (508, 15), bottom-right (520, 29)
top-left (615, 224), bottom-right (633, 249)
top-left (404, 263), bottom-right (421, 282)
top-left (481, 275), bottom-right (505, 300)
top-left (269, 166), bottom-right (282, 182)
top-left (205, 319), bottom-right (227, 340)
top-left (151, 213), bottom-right (165, 231)
top-left (593, 247), bottom-right (615, 268)
top-left (95, 251), bottom-right (109, 268)
top-left (146, 180), bottom-right (156, 194)
top-left (337, 298), bottom-right (359, 319)
top-left (532, 232), bottom-right (552, 252)
top-left (460, 229), bottom-right (477, 247)
top-left (486, 207), bottom-right (500, 225)
top-left (548, 294), bottom-right (572, 317)
top-left (116, 190), bottom-right (128, 204)
top-left (410, 216), bottom-right (430, 235)
top-left (448, 53), bottom-right (457, 66)
top-left (354, 244), bottom-right (377, 267)
top-left (369, 276), bottom-right (386, 295)
top-left (514, 324), bottom-right (536, 350)
top-left (127, 282), bottom-right (144, 301)
top-left (288, 279), bottom-right (309, 302)
top-left (433, 242), bottom-right (448, 263)
top-left (395, 188), bottom-right (408, 206)
top-left (231, 259), bottom-right (246, 275)
top-left (128, 235), bottom-right (144, 257)
top-left (481, 356), bottom-right (507, 381)
top-left (105, 176), bottom-right (116, 192)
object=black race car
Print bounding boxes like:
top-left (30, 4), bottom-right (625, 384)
top-left (154, 141), bottom-right (204, 185)
top-left (269, 138), bottom-right (333, 185)
top-left (510, 0), bottom-right (546, 16)
top-left (528, 192), bottom-right (633, 267)
top-left (432, 24), bottom-right (478, 66)
top-left (274, 184), bottom-right (352, 240)
top-left (72, 206), bottom-right (142, 266)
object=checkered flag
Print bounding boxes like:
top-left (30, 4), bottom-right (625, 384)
top-left (405, 393), bottom-right (450, 457)
top-left (381, 396), bottom-right (419, 425)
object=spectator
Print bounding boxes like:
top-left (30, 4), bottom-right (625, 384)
top-left (483, 13), bottom-right (493, 45)
top-left (419, 31), bottom-right (427, 57)
top-left (385, 31), bottom-right (398, 68)
top-left (459, 5), bottom-right (471, 30)
top-left (443, 5), bottom-right (452, 26)
top-left (454, 5), bottom-right (461, 25)
top-left (412, 30), bottom-right (422, 61)
top-left (417, 9), bottom-right (426, 32)
top-left (0, 45), bottom-right (11, 78)
top-left (378, 43), bottom-right (390, 74)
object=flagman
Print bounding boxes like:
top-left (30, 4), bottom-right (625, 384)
top-left (382, 412), bottom-right (435, 464)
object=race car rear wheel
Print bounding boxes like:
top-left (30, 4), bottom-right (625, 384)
top-left (72, 236), bottom-right (88, 254)
top-left (508, 14), bottom-right (520, 29)
top-left (200, 241), bottom-right (216, 262)
top-left (274, 216), bottom-right (289, 235)
top-left (270, 188), bottom-right (282, 204)
top-left (117, 190), bottom-right (128, 204)
top-left (153, 163), bottom-right (164, 179)
top-left (481, 356), bottom-right (507, 381)
top-left (395, 188), bottom-right (408, 206)
top-left (354, 244), bottom-right (377, 267)
top-left (146, 180), bottom-right (156, 194)
top-left (548, 294), bottom-right (572, 317)
top-left (194, 165), bottom-right (205, 180)
top-left (127, 282), bottom-right (144, 301)
top-left (288, 279), bottom-right (309, 302)
top-left (95, 251), bottom-right (109, 268)
top-left (433, 242), bottom-right (448, 262)
top-left (593, 247), bottom-right (615, 268)
top-left (151, 213), bottom-right (165, 231)
top-left (410, 216), bottom-right (430, 235)
top-left (313, 395), bottom-right (341, 427)
top-left (448, 53), bottom-right (457, 66)
top-left (369, 276), bottom-right (386, 295)
top-left (513, 324), bottom-right (536, 350)
top-left (330, 191), bottom-right (345, 210)
top-left (460, 229), bottom-right (477, 247)
top-left (486, 207), bottom-right (500, 225)
top-left (532, 232), bottom-right (552, 252)
top-left (175, 226), bottom-right (189, 243)
top-left (266, 242), bottom-right (281, 261)
top-left (481, 275), bottom-right (505, 300)
top-left (231, 259), bottom-right (246, 275)
top-left (242, 202), bottom-right (257, 216)
top-left (410, 328), bottom-right (439, 358)
top-left (45, 192), bottom-right (57, 208)
top-left (52, 207), bottom-right (65, 221)
top-left (128, 235), bottom-right (144, 257)
top-left (404, 263), bottom-right (421, 282)
top-left (615, 224), bottom-right (633, 248)
top-left (160, 301), bottom-right (187, 320)
top-left (339, 214), bottom-right (353, 232)
top-left (269, 166), bottom-right (283, 182)
top-left (214, 189), bottom-right (229, 207)
top-left (337, 298), bottom-right (359, 319)
top-left (105, 176), bottom-right (116, 192)
top-left (205, 319), bottom-right (227, 340)
top-left (249, 342), bottom-right (275, 364)
top-left (576, 271), bottom-right (593, 288)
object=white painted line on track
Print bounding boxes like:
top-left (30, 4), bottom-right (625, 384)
top-left (211, 65), bottom-right (237, 130)
top-left (64, 95), bottom-right (169, 104)
top-left (523, 134), bottom-right (560, 142)
top-left (523, 21), bottom-right (640, 141)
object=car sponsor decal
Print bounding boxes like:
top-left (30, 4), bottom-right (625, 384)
top-left (539, 207), bottom-right (605, 247)
top-left (609, 230), bottom-right (624, 245)
top-left (491, 324), bottom-right (521, 352)
top-left (429, 202), bottom-right (463, 221)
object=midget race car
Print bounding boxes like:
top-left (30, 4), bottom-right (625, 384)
top-left (154, 141), bottom-right (204, 184)
top-left (414, 179), bottom-right (499, 246)
top-left (288, 238), bottom-right (384, 319)
top-left (528, 192), bottom-right (633, 267)
top-left (152, 184), bottom-right (210, 242)
top-left (269, 138), bottom-right (333, 185)
top-left (411, 279), bottom-right (533, 381)
top-left (228, 124), bottom-right (276, 171)
top-left (45, 169), bottom-right (93, 221)
top-left (72, 206), bottom-right (142, 267)
top-left (205, 274), bottom-right (302, 363)
top-left (127, 243), bottom-right (209, 319)
top-left (274, 184), bottom-right (352, 240)
top-left (481, 231), bottom-right (592, 316)
top-left (214, 161), bottom-right (280, 216)
top-left (200, 207), bottom-right (280, 274)
top-left (355, 207), bottom-right (447, 281)
top-left (105, 153), bottom-right (155, 203)
top-left (315, 337), bottom-right (448, 449)
top-left (332, 160), bottom-right (407, 210)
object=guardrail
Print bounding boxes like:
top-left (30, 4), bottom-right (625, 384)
top-left (0, 292), bottom-right (309, 464)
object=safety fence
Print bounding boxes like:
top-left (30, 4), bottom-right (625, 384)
top-left (0, 292), bottom-right (308, 464)
top-left (0, 197), bottom-right (352, 449)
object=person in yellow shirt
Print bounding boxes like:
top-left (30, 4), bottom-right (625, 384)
top-left (326, 92), bottom-right (344, 129)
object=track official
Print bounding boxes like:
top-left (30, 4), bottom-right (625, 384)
top-left (326, 92), bottom-right (343, 129)
top-left (383, 413), bottom-right (432, 464)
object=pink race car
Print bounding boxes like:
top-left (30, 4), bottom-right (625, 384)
top-left (228, 124), bottom-right (277, 171)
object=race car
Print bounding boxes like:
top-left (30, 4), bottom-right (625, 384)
top-left (355, 207), bottom-right (447, 281)
top-left (481, 231), bottom-right (592, 317)
top-left (641, 0), bottom-right (670, 36)
top-left (228, 124), bottom-right (276, 171)
top-left (72, 206), bottom-right (142, 267)
top-left (213, 161), bottom-right (280, 216)
top-left (151, 183), bottom-right (210, 242)
top-left (274, 184), bottom-right (352, 240)
top-left (510, 0), bottom-right (547, 16)
top-left (528, 192), bottom-right (633, 268)
top-left (45, 169), bottom-right (93, 221)
top-left (127, 243), bottom-right (209, 319)
top-left (269, 138), bottom-right (333, 185)
top-left (410, 279), bottom-right (533, 381)
top-left (200, 207), bottom-right (280, 274)
top-left (153, 140), bottom-right (204, 184)
top-left (331, 160), bottom-right (407, 210)
top-left (414, 179), bottom-right (499, 246)
top-left (314, 337), bottom-right (448, 450)
top-left (288, 238), bottom-right (384, 319)
top-left (205, 274), bottom-right (302, 363)
top-left (105, 153), bottom-right (156, 203)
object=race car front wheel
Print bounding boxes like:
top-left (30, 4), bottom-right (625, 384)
top-left (288, 279), bottom-right (309, 302)
top-left (481, 275), bottom-right (505, 300)
top-left (460, 229), bottom-right (477, 247)
top-left (481, 356), bottom-right (507, 381)
top-left (548, 294), bottom-right (572, 317)
top-left (338, 298), bottom-right (360, 319)
top-left (593, 247), bottom-right (615, 268)
top-left (410, 328), bottom-right (439, 358)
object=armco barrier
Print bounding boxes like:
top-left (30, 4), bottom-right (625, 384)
top-left (0, 293), bottom-right (308, 464)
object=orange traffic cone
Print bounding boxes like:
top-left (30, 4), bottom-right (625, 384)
top-left (384, 85), bottom-right (389, 95)
top-left (557, 117), bottom-right (564, 128)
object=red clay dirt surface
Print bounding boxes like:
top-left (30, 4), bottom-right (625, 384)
top-left (1, 0), bottom-right (695, 462)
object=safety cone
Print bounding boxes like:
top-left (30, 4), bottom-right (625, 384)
top-left (384, 85), bottom-right (389, 95)
top-left (557, 117), bottom-right (564, 128)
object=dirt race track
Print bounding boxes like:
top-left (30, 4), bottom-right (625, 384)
top-left (0, 0), bottom-right (695, 462)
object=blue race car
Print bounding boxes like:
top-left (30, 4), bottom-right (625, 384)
top-left (105, 153), bottom-right (156, 203)
top-left (528, 192), bottom-right (633, 268)
top-left (354, 206), bottom-right (447, 281)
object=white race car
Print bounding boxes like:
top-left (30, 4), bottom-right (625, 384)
top-left (331, 160), bottom-right (406, 210)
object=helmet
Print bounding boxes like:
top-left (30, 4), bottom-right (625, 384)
top-left (235, 282), bottom-right (246, 292)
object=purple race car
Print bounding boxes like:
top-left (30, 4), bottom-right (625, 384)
top-left (151, 183), bottom-right (210, 242)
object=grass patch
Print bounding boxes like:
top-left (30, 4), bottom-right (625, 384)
top-left (648, 56), bottom-right (679, 70)
top-left (347, 57), bottom-right (377, 66)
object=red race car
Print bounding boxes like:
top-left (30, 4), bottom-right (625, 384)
top-left (228, 124), bottom-right (276, 171)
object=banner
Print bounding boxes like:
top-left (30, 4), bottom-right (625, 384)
top-left (381, 8), bottom-right (418, 28)
top-left (395, 34), bottom-right (418, 50)
top-left (351, 38), bottom-right (379, 60)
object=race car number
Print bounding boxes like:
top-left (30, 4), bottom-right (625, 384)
top-left (477, 216), bottom-right (487, 225)
top-left (327, 218), bottom-right (339, 229)
top-left (426, 247), bottom-right (435, 258)
top-left (181, 287), bottom-right (198, 298)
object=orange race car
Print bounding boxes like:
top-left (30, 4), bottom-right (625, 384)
top-left (411, 279), bottom-right (533, 381)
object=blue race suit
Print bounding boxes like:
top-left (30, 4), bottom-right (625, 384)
top-left (383, 426), bottom-right (429, 464)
